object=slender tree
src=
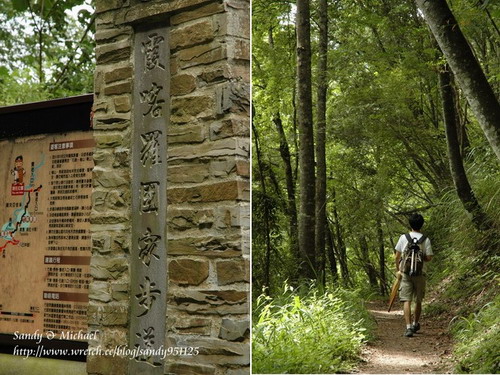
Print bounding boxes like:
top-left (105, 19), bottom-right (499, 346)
top-left (359, 236), bottom-right (378, 289)
top-left (377, 218), bottom-right (387, 295)
top-left (274, 113), bottom-right (300, 264)
top-left (439, 66), bottom-right (491, 230)
top-left (252, 112), bottom-right (273, 292)
top-left (326, 224), bottom-right (339, 282)
top-left (296, 0), bottom-right (316, 279)
top-left (315, 0), bottom-right (328, 282)
top-left (331, 187), bottom-right (350, 286)
top-left (266, 8), bottom-right (299, 267)
top-left (416, 0), bottom-right (500, 161)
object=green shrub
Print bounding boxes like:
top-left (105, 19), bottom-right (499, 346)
top-left (452, 293), bottom-right (500, 374)
top-left (424, 301), bottom-right (448, 317)
top-left (252, 286), bottom-right (374, 374)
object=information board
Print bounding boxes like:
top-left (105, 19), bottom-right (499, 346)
top-left (0, 132), bottom-right (94, 339)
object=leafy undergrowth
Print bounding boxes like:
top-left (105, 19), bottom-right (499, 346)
top-left (423, 237), bottom-right (499, 373)
top-left (426, 270), bottom-right (500, 374)
top-left (252, 286), bottom-right (374, 374)
top-left (452, 294), bottom-right (500, 374)
top-left (423, 164), bottom-right (500, 374)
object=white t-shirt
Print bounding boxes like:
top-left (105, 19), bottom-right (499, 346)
top-left (395, 231), bottom-right (433, 256)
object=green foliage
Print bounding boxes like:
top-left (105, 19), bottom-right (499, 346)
top-left (423, 301), bottom-right (448, 317)
top-left (0, 0), bottom-right (94, 104)
top-left (421, 159), bottom-right (499, 373)
top-left (253, 0), bottom-right (500, 371)
top-left (0, 70), bottom-right (49, 105)
top-left (425, 153), bottom-right (500, 288)
top-left (252, 285), bottom-right (374, 374)
top-left (452, 295), bottom-right (500, 374)
top-left (11, 0), bottom-right (30, 12)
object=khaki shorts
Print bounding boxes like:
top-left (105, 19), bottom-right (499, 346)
top-left (399, 274), bottom-right (426, 303)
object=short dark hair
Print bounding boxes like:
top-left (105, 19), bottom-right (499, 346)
top-left (409, 213), bottom-right (424, 230)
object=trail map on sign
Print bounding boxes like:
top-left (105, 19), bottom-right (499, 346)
top-left (0, 132), bottom-right (94, 339)
top-left (1, 154), bottom-right (44, 255)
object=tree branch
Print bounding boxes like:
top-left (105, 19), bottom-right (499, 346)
top-left (51, 13), bottom-right (96, 90)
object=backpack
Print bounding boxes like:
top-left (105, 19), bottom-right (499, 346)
top-left (400, 234), bottom-right (427, 276)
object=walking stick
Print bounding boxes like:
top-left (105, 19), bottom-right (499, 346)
top-left (388, 272), bottom-right (402, 312)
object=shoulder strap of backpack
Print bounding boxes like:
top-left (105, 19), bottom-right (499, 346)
top-left (417, 235), bottom-right (427, 244)
top-left (404, 233), bottom-right (412, 243)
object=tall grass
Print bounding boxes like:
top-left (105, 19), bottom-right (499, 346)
top-left (452, 294), bottom-right (500, 374)
top-left (252, 285), bottom-right (374, 374)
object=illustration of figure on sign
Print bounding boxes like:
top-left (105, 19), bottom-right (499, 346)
top-left (12, 155), bottom-right (25, 183)
top-left (11, 155), bottom-right (25, 195)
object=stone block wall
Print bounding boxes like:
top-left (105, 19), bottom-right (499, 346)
top-left (89, 1), bottom-right (250, 374)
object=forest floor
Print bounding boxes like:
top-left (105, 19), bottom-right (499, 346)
top-left (356, 299), bottom-right (456, 374)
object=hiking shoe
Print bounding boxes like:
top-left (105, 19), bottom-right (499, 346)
top-left (404, 328), bottom-right (413, 337)
top-left (411, 322), bottom-right (421, 333)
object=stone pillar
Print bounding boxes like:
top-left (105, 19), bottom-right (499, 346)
top-left (89, 1), bottom-right (250, 375)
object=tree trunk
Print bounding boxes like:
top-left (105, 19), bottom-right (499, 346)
top-left (334, 224), bottom-right (350, 287)
top-left (331, 188), bottom-right (350, 286)
top-left (296, 0), bottom-right (316, 279)
top-left (439, 66), bottom-right (491, 230)
top-left (270, 26), bottom-right (299, 266)
top-left (292, 86), bottom-right (299, 182)
top-left (416, 0), bottom-right (500, 162)
top-left (326, 223), bottom-right (339, 282)
top-left (315, 0), bottom-right (328, 283)
top-left (320, 244), bottom-right (326, 287)
top-left (252, 108), bottom-right (273, 292)
top-left (273, 113), bottom-right (300, 265)
top-left (377, 218), bottom-right (388, 295)
top-left (360, 236), bottom-right (378, 289)
top-left (456, 100), bottom-right (471, 155)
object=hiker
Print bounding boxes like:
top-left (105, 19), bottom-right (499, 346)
top-left (11, 155), bottom-right (25, 184)
top-left (394, 213), bottom-right (433, 337)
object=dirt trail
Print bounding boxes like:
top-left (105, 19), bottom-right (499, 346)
top-left (357, 300), bottom-right (455, 374)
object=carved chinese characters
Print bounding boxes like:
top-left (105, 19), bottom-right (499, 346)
top-left (140, 83), bottom-right (165, 118)
top-left (142, 33), bottom-right (165, 71)
top-left (130, 25), bottom-right (169, 373)
top-left (140, 181), bottom-right (159, 213)
top-left (138, 228), bottom-right (161, 266)
top-left (140, 130), bottom-right (162, 167)
top-left (136, 277), bottom-right (161, 317)
top-left (134, 327), bottom-right (161, 366)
